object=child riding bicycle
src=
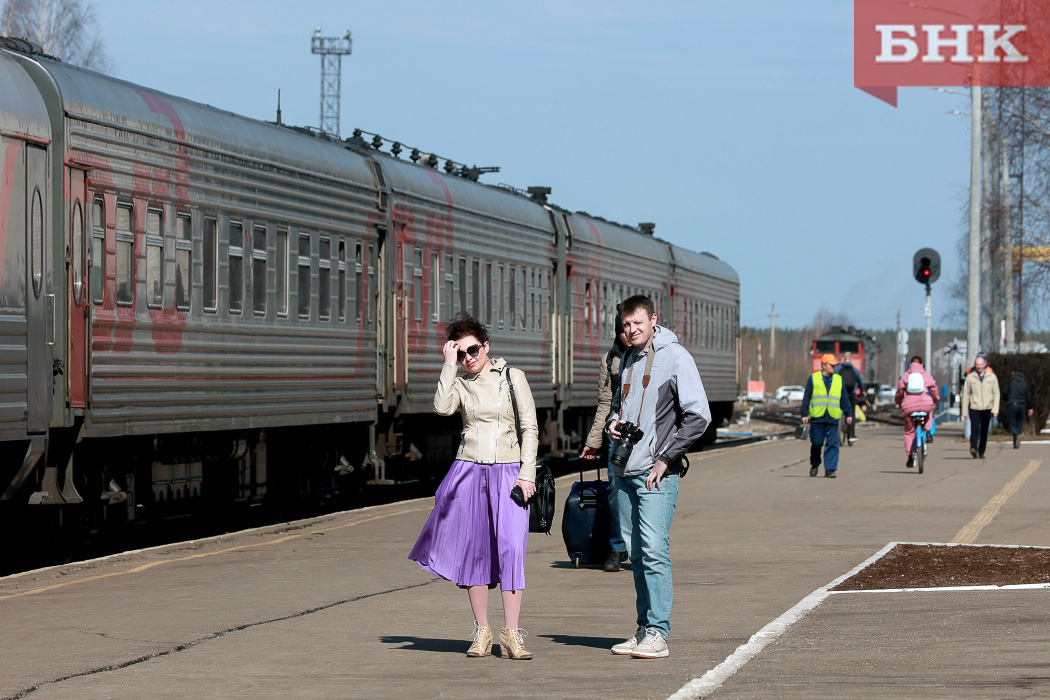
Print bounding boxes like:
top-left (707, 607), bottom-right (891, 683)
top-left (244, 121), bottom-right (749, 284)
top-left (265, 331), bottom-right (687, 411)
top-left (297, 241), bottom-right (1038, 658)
top-left (895, 356), bottom-right (940, 468)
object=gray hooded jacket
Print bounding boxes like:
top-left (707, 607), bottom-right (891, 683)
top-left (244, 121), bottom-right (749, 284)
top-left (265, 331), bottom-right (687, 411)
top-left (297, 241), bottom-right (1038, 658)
top-left (607, 325), bottom-right (711, 478)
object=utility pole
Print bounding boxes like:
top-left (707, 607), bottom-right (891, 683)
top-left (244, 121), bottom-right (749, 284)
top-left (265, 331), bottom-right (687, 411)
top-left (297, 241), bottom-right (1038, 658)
top-left (966, 84), bottom-right (982, 363)
top-left (1002, 136), bottom-right (1015, 352)
top-left (895, 310), bottom-right (901, 379)
top-left (311, 28), bottom-right (352, 137)
top-left (980, 92), bottom-right (995, 354)
top-left (769, 304), bottom-right (775, 362)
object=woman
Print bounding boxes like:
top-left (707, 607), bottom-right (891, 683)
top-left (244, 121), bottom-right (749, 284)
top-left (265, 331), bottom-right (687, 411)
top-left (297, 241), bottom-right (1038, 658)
top-left (894, 356), bottom-right (940, 468)
top-left (409, 312), bottom-right (538, 659)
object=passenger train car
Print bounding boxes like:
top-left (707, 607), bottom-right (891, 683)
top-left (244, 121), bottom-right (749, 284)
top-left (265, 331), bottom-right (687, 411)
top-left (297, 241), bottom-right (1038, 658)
top-left (0, 38), bottom-right (739, 534)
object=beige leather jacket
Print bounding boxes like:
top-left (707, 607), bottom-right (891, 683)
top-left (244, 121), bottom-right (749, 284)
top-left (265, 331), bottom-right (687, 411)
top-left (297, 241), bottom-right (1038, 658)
top-left (961, 368), bottom-right (1000, 416)
top-left (434, 357), bottom-right (538, 482)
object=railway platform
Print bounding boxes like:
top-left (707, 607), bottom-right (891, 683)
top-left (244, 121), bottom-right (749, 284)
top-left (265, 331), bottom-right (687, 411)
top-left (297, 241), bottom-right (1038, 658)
top-left (2, 421), bottom-right (1048, 699)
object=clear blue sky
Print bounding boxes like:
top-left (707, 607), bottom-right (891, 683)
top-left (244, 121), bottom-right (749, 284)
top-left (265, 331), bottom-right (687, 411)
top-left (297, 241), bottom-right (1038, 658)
top-left (94, 0), bottom-right (976, 331)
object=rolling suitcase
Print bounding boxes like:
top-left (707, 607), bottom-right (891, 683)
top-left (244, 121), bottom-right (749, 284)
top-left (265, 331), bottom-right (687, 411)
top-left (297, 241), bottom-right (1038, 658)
top-left (561, 463), bottom-right (613, 568)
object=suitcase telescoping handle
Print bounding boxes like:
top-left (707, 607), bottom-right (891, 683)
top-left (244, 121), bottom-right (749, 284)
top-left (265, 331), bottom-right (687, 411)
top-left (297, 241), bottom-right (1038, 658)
top-left (566, 456), bottom-right (605, 509)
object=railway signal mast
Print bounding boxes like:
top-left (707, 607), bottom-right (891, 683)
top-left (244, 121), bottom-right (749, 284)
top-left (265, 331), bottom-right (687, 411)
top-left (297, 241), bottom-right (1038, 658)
top-left (311, 27), bottom-right (352, 137)
top-left (913, 248), bottom-right (941, 365)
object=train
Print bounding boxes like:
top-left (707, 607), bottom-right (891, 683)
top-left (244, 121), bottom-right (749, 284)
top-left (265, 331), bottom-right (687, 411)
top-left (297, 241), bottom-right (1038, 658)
top-left (0, 37), bottom-right (740, 538)
top-left (810, 325), bottom-right (881, 388)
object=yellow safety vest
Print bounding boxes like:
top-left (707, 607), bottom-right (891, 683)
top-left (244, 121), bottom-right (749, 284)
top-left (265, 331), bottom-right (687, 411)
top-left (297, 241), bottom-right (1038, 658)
top-left (809, 372), bottom-right (843, 419)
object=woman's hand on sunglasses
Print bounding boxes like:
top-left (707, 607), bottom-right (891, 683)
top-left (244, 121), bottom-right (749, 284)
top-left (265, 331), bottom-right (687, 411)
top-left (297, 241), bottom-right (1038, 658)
top-left (442, 340), bottom-right (461, 364)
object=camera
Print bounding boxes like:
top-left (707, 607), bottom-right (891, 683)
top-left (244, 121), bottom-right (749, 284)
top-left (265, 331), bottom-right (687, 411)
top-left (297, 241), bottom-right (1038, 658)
top-left (609, 421), bottom-right (644, 469)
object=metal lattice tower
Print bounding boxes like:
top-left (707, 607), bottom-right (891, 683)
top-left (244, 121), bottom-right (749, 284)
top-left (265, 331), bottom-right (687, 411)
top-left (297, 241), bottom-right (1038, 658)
top-left (311, 27), bottom-right (352, 137)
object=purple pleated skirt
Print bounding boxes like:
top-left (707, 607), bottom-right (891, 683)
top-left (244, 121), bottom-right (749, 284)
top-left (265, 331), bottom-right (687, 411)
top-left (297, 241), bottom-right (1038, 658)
top-left (409, 460), bottom-right (529, 590)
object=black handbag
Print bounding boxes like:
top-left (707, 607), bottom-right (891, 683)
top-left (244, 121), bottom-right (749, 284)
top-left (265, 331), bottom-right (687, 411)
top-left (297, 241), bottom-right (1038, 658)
top-left (506, 369), bottom-right (556, 535)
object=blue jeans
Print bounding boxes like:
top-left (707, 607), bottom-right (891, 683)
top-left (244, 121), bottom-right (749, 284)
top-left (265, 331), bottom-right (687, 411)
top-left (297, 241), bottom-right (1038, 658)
top-left (809, 420), bottom-right (840, 472)
top-left (616, 471), bottom-right (679, 640)
top-left (607, 463), bottom-right (625, 552)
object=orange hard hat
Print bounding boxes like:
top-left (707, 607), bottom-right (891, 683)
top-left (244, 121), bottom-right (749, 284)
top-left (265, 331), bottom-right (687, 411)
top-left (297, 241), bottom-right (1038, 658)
top-left (821, 353), bottom-right (839, 365)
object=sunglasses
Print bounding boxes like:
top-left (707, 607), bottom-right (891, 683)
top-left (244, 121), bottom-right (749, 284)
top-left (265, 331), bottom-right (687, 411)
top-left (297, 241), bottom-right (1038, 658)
top-left (457, 344), bottom-right (483, 362)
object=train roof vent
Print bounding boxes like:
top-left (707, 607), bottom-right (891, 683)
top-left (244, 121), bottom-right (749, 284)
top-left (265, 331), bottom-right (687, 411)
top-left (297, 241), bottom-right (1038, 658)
top-left (528, 186), bottom-right (551, 203)
top-left (0, 36), bottom-right (60, 61)
top-left (639, 222), bottom-right (655, 236)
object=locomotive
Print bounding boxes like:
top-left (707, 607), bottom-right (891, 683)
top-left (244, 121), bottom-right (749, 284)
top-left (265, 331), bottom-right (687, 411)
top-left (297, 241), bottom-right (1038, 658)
top-left (810, 325), bottom-right (881, 387)
top-left (0, 38), bottom-right (739, 537)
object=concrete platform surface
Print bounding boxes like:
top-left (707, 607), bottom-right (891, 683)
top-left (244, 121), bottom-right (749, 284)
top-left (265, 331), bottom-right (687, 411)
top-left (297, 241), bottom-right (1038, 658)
top-left (1, 421), bottom-right (1047, 700)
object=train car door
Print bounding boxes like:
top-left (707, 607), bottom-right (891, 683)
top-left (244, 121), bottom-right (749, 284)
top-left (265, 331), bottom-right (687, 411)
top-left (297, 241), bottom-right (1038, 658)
top-left (25, 144), bottom-right (50, 432)
top-left (392, 223), bottom-right (408, 391)
top-left (67, 167), bottom-right (89, 408)
top-left (374, 226), bottom-right (392, 404)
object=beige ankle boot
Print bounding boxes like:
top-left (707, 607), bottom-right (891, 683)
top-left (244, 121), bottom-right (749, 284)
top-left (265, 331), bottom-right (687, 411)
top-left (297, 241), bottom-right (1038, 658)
top-left (466, 621), bottom-right (493, 657)
top-left (498, 628), bottom-right (533, 660)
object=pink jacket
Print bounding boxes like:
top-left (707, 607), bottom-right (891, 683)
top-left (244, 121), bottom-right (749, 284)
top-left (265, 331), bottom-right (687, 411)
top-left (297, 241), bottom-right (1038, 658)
top-left (895, 362), bottom-right (941, 415)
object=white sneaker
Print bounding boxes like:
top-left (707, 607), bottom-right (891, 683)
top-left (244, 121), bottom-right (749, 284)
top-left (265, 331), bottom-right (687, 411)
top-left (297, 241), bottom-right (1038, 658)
top-left (611, 626), bottom-right (646, 655)
top-left (631, 628), bottom-right (669, 658)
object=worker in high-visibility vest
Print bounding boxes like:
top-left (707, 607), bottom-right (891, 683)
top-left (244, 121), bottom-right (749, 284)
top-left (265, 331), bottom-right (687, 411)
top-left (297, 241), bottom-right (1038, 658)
top-left (801, 353), bottom-right (854, 478)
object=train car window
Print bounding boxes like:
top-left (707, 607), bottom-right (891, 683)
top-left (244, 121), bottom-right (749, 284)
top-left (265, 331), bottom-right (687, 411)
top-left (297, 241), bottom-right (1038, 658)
top-left (485, 262), bottom-right (492, 326)
top-left (414, 248), bottom-right (423, 321)
top-left (584, 282), bottom-right (591, 338)
top-left (458, 256), bottom-right (466, 316)
top-left (508, 265), bottom-right (516, 330)
top-left (472, 259), bottom-right (480, 319)
top-left (355, 242), bottom-right (363, 322)
top-left (31, 189), bottom-right (43, 298)
top-left (72, 200), bottom-right (85, 306)
top-left (145, 209), bottom-right (164, 309)
top-left (430, 251), bottom-right (439, 322)
top-left (367, 243), bottom-right (376, 324)
top-left (228, 221), bottom-right (243, 314)
top-left (252, 225), bottom-right (267, 316)
top-left (338, 239), bottom-right (347, 321)
top-left (840, 341), bottom-right (860, 354)
top-left (319, 236), bottom-right (331, 320)
top-left (276, 229), bottom-right (289, 316)
top-left (519, 267), bottom-right (526, 330)
top-left (175, 214), bottom-right (191, 311)
top-left (497, 264), bottom-right (505, 328)
top-left (90, 199), bottom-right (105, 305)
top-left (203, 217), bottom-right (218, 312)
top-left (442, 253), bottom-right (453, 322)
top-left (298, 233), bottom-right (311, 319)
top-left (115, 204), bottom-right (134, 306)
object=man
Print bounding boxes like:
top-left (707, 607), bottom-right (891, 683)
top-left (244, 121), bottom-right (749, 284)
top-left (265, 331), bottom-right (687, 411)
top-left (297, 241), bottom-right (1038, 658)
top-left (835, 351), bottom-right (865, 443)
top-left (606, 295), bottom-right (710, 659)
top-left (1003, 369), bottom-right (1034, 449)
top-left (801, 354), bottom-right (853, 478)
top-left (961, 354), bottom-right (1000, 459)
top-left (580, 314), bottom-right (630, 572)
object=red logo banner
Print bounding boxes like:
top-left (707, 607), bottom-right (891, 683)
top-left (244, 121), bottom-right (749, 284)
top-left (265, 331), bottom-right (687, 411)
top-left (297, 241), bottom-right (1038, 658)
top-left (855, 0), bottom-right (1050, 106)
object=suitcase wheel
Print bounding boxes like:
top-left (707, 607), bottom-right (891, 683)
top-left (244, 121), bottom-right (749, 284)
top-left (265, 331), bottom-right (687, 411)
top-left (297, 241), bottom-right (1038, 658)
top-left (571, 553), bottom-right (583, 569)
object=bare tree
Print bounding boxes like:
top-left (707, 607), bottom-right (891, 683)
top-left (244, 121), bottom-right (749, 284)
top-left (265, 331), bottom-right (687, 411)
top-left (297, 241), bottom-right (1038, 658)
top-left (1, 0), bottom-right (108, 71)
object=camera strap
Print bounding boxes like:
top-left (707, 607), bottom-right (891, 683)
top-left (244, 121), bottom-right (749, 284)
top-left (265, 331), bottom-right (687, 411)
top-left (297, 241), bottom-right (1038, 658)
top-left (621, 346), bottom-right (656, 423)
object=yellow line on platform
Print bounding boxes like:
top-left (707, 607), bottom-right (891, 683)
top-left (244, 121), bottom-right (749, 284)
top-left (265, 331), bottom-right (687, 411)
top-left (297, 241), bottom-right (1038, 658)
top-left (0, 506), bottom-right (429, 601)
top-left (953, 460), bottom-right (1041, 544)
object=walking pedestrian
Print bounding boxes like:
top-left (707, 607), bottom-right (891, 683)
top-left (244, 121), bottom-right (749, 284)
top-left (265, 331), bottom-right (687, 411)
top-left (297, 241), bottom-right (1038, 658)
top-left (1003, 369), bottom-right (1034, 449)
top-left (606, 295), bottom-right (710, 659)
top-left (580, 313), bottom-right (630, 572)
top-left (961, 354), bottom-right (1000, 459)
top-left (801, 354), bottom-right (853, 478)
top-left (409, 312), bottom-right (538, 660)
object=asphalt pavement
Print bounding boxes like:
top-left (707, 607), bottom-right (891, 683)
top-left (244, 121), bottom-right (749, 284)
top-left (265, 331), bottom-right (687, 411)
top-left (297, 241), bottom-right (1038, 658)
top-left (2, 420), bottom-right (1047, 700)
